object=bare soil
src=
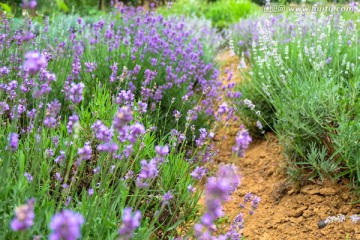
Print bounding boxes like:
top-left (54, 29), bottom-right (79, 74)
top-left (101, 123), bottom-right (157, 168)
top-left (213, 50), bottom-right (360, 240)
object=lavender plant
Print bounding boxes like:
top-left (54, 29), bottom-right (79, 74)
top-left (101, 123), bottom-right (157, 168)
top-left (0, 3), bottom-right (253, 239)
top-left (232, 11), bottom-right (360, 185)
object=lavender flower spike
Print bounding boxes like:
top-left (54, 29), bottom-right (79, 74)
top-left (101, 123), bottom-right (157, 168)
top-left (49, 210), bottom-right (84, 240)
top-left (23, 51), bottom-right (47, 75)
top-left (69, 82), bottom-right (85, 104)
top-left (8, 133), bottom-right (19, 151)
top-left (118, 207), bottom-right (142, 239)
top-left (113, 106), bottom-right (133, 131)
top-left (10, 198), bottom-right (35, 231)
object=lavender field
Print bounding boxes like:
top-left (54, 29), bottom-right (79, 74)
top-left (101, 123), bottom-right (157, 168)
top-left (1, 0), bottom-right (360, 239)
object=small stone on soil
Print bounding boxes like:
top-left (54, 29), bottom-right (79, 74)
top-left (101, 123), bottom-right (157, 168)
top-left (318, 219), bottom-right (326, 229)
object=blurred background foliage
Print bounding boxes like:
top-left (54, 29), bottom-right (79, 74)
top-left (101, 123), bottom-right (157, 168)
top-left (157, 0), bottom-right (261, 29)
top-left (1, 0), bottom-right (356, 29)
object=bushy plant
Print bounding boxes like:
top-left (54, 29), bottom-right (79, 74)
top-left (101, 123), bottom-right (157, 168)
top-left (0, 4), bottom-right (255, 239)
top-left (232, 11), bottom-right (360, 185)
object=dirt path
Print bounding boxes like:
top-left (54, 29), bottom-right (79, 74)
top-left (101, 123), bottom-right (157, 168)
top-left (214, 50), bottom-right (360, 240)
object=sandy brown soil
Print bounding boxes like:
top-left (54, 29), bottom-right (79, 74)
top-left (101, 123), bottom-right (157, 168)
top-left (213, 50), bottom-right (360, 240)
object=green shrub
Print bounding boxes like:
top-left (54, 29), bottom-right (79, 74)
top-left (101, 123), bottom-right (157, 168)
top-left (232, 12), bottom-right (360, 186)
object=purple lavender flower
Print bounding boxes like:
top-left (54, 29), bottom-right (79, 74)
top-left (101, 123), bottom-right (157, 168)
top-left (190, 166), bottom-right (207, 180)
top-left (23, 51), bottom-right (47, 75)
top-left (155, 145), bottom-right (169, 157)
top-left (84, 62), bottom-right (97, 73)
top-left (195, 128), bottom-right (208, 147)
top-left (97, 142), bottom-right (119, 153)
top-left (226, 213), bottom-right (244, 239)
top-left (113, 106), bottom-right (133, 131)
top-left (20, 0), bottom-right (37, 10)
top-left (173, 110), bottom-right (181, 120)
top-left (128, 123), bottom-right (145, 143)
top-left (64, 196), bottom-right (71, 207)
top-left (8, 133), bottom-right (19, 151)
top-left (55, 172), bottom-right (62, 181)
top-left (162, 191), bottom-right (173, 205)
top-left (116, 90), bottom-right (134, 106)
top-left (93, 166), bottom-right (100, 174)
top-left (88, 189), bottom-right (94, 196)
top-left (69, 82), bottom-right (85, 104)
top-left (0, 102), bottom-right (10, 115)
top-left (92, 121), bottom-right (113, 142)
top-left (55, 151), bottom-right (66, 164)
top-left (24, 172), bottom-right (33, 182)
top-left (232, 126), bottom-right (252, 157)
top-left (196, 164), bottom-right (240, 236)
top-left (110, 63), bottom-right (118, 82)
top-left (218, 102), bottom-right (228, 116)
top-left (137, 101), bottom-right (147, 113)
top-left (187, 185), bottom-right (196, 193)
top-left (49, 210), bottom-right (84, 240)
top-left (326, 57), bottom-right (332, 64)
top-left (10, 198), bottom-right (35, 231)
top-left (77, 142), bottom-right (92, 161)
top-left (0, 66), bottom-right (10, 76)
top-left (251, 196), bottom-right (261, 212)
top-left (118, 207), bottom-right (142, 239)
top-left (67, 115), bottom-right (79, 134)
top-left (138, 159), bottom-right (158, 179)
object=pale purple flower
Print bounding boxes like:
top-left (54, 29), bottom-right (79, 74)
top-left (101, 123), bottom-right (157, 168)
top-left (88, 189), bottom-right (94, 196)
top-left (24, 172), bottom-right (33, 182)
top-left (10, 198), bottom-right (35, 231)
top-left (77, 142), bottom-right (92, 161)
top-left (350, 214), bottom-right (360, 223)
top-left (92, 121), bottom-right (113, 142)
top-left (138, 159), bottom-right (158, 179)
top-left (23, 51), bottom-right (47, 74)
top-left (8, 133), bottom-right (19, 151)
top-left (97, 142), bottom-right (119, 153)
top-left (0, 102), bottom-right (10, 115)
top-left (173, 110), bottom-right (181, 120)
top-left (84, 62), bottom-right (97, 73)
top-left (232, 127), bottom-right (252, 157)
top-left (55, 151), bottom-right (66, 164)
top-left (187, 185), bottom-right (196, 193)
top-left (226, 213), bottom-right (244, 239)
top-left (93, 166), bottom-right (100, 174)
top-left (218, 102), bottom-right (228, 115)
top-left (0, 66), bottom-right (10, 76)
top-left (251, 196), bottom-right (261, 213)
top-left (162, 191), bottom-right (173, 205)
top-left (64, 197), bottom-right (71, 207)
top-left (243, 99), bottom-right (255, 110)
top-left (55, 172), bottom-right (62, 181)
top-left (191, 166), bottom-right (207, 180)
top-left (67, 115), bottom-right (79, 134)
top-left (113, 106), bottom-right (133, 131)
top-left (256, 120), bottom-right (263, 130)
top-left (137, 101), bottom-right (147, 113)
top-left (155, 145), bottom-right (169, 157)
top-left (128, 123), bottom-right (145, 143)
top-left (196, 164), bottom-right (240, 236)
top-left (69, 82), bottom-right (85, 104)
top-left (326, 57), bottom-right (332, 64)
top-left (49, 210), bottom-right (84, 240)
top-left (20, 0), bottom-right (37, 9)
top-left (118, 207), bottom-right (142, 239)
